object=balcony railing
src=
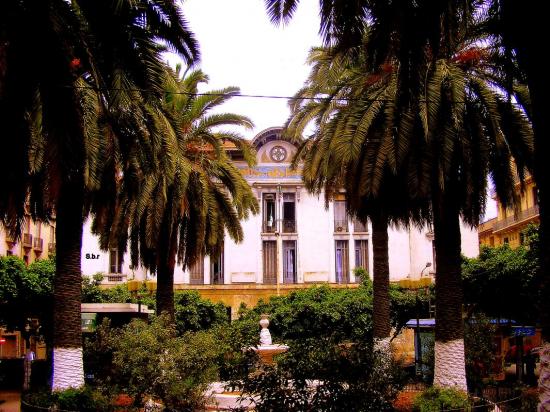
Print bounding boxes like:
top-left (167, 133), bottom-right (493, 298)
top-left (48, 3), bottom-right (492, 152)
top-left (33, 237), bottom-right (43, 251)
top-left (353, 220), bottom-right (368, 233)
top-left (22, 233), bottom-right (33, 248)
top-left (262, 221), bottom-right (276, 233)
top-left (334, 220), bottom-right (349, 233)
top-left (5, 233), bottom-right (15, 244)
top-left (493, 205), bottom-right (539, 232)
top-left (282, 219), bottom-right (296, 233)
top-left (106, 274), bottom-right (125, 282)
top-left (48, 242), bottom-right (56, 253)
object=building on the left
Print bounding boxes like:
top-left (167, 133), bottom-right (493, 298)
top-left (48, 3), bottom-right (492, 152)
top-left (0, 215), bottom-right (56, 264)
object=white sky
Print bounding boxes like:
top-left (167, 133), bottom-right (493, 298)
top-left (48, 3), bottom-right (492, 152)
top-left (174, 0), bottom-right (321, 136)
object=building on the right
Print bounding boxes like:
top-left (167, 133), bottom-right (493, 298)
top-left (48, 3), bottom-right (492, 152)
top-left (479, 173), bottom-right (539, 248)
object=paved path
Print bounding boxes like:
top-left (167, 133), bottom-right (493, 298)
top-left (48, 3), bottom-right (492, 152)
top-left (0, 391), bottom-right (21, 412)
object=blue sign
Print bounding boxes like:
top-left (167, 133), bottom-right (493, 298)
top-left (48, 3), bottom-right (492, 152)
top-left (512, 326), bottom-right (536, 337)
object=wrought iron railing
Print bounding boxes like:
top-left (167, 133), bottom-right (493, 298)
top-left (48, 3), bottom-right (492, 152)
top-left (33, 237), bottom-right (43, 251)
top-left (334, 220), bottom-right (349, 233)
top-left (282, 219), bottom-right (296, 233)
top-left (262, 221), bottom-right (276, 233)
top-left (22, 233), bottom-right (33, 248)
top-left (493, 205), bottom-right (539, 231)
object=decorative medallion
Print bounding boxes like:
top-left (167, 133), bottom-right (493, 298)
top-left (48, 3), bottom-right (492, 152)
top-left (269, 145), bottom-right (287, 162)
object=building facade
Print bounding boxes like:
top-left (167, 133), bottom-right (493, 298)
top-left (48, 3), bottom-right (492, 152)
top-left (78, 127), bottom-right (479, 314)
top-left (478, 174), bottom-right (539, 248)
top-left (0, 216), bottom-right (56, 265)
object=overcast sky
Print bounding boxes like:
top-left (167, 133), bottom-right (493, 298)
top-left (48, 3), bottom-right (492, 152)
top-left (175, 0), bottom-right (321, 136)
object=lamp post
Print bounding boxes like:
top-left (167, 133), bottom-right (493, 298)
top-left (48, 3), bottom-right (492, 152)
top-left (127, 276), bottom-right (157, 316)
top-left (415, 262), bottom-right (432, 376)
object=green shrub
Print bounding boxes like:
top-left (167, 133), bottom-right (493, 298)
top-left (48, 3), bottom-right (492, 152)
top-left (239, 342), bottom-right (404, 411)
top-left (174, 290), bottom-right (229, 334)
top-left (110, 315), bottom-right (221, 410)
top-left (22, 387), bottom-right (111, 412)
top-left (412, 387), bottom-right (470, 412)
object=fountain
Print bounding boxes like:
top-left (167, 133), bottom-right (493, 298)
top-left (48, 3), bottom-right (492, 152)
top-left (251, 314), bottom-right (289, 365)
top-left (205, 314), bottom-right (288, 411)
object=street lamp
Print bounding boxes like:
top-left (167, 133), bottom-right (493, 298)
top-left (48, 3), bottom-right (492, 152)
top-left (127, 275), bottom-right (157, 315)
top-left (415, 262), bottom-right (432, 376)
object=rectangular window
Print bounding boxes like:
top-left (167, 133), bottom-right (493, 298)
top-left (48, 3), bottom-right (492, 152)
top-left (283, 241), bottom-right (297, 283)
top-left (263, 193), bottom-right (276, 233)
top-left (354, 239), bottom-right (369, 271)
top-left (335, 240), bottom-right (349, 283)
top-left (263, 241), bottom-right (277, 284)
top-left (210, 250), bottom-right (224, 285)
top-left (334, 201), bottom-right (348, 232)
top-left (109, 249), bottom-right (123, 274)
top-left (35, 222), bottom-right (41, 238)
top-left (282, 193), bottom-right (296, 233)
top-left (189, 255), bottom-right (204, 285)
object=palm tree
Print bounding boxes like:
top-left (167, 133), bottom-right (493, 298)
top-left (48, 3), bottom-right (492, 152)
top-left (95, 66), bottom-right (258, 320)
top-left (0, 0), bottom-right (198, 390)
top-left (283, 23), bottom-right (533, 389)
top-left (286, 45), bottom-right (431, 343)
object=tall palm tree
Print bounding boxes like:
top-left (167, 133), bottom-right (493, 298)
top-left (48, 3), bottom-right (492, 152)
top-left (94, 67), bottom-right (258, 320)
top-left (286, 45), bottom-right (431, 343)
top-left (284, 27), bottom-right (532, 390)
top-left (0, 0), bottom-right (198, 390)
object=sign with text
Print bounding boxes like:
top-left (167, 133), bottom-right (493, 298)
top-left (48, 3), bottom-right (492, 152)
top-left (512, 326), bottom-right (536, 337)
top-left (238, 165), bottom-right (303, 181)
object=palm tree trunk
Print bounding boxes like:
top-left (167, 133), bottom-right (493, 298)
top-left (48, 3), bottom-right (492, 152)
top-left (52, 179), bottom-right (85, 391)
top-left (432, 188), bottom-right (467, 391)
top-left (372, 213), bottom-right (391, 340)
top-left (155, 215), bottom-right (177, 320)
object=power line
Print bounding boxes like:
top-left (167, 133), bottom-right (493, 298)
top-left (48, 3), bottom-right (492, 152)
top-left (61, 84), bottom-right (528, 108)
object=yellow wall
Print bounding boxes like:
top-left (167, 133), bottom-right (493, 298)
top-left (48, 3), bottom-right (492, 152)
top-left (479, 178), bottom-right (538, 248)
top-left (1, 216), bottom-right (56, 264)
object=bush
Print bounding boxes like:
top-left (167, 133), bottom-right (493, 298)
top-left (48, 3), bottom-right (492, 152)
top-left (239, 342), bottom-right (405, 411)
top-left (174, 290), bottom-right (229, 334)
top-left (412, 387), bottom-right (469, 412)
top-left (22, 387), bottom-right (111, 412)
top-left (110, 315), bottom-right (221, 410)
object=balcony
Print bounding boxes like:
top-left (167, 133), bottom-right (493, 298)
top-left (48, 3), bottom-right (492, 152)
top-left (353, 220), bottom-right (368, 233)
top-left (334, 220), bottom-right (349, 233)
top-left (262, 221), bottom-right (276, 233)
top-left (48, 242), bottom-right (56, 253)
top-left (33, 237), bottom-right (43, 252)
top-left (282, 219), bottom-right (296, 233)
top-left (105, 274), bottom-right (126, 283)
top-left (493, 205), bottom-right (539, 233)
top-left (22, 233), bottom-right (33, 248)
top-left (5, 233), bottom-right (15, 245)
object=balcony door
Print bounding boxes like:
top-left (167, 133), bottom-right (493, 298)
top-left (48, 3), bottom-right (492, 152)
top-left (335, 240), bottom-right (349, 283)
top-left (283, 241), bottom-right (296, 283)
top-left (263, 241), bottom-right (277, 284)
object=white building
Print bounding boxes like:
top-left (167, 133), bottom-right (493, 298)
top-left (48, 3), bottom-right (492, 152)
top-left (80, 127), bottom-right (479, 313)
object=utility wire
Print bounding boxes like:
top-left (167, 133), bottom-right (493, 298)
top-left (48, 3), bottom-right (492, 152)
top-left (61, 84), bottom-right (525, 105)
